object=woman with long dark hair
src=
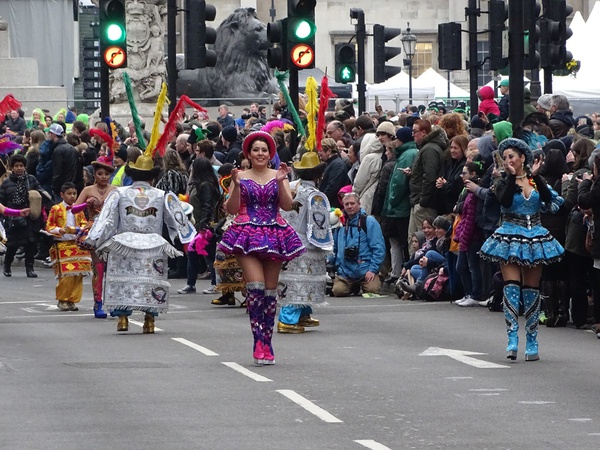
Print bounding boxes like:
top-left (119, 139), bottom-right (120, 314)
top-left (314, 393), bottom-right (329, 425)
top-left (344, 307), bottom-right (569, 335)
top-left (155, 149), bottom-right (189, 196)
top-left (178, 156), bottom-right (221, 294)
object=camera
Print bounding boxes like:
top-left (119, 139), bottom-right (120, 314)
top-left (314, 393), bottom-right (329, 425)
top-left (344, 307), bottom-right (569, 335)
top-left (344, 246), bottom-right (359, 261)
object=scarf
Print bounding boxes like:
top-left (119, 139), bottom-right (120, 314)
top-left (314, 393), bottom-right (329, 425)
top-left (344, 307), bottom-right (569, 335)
top-left (12, 173), bottom-right (28, 207)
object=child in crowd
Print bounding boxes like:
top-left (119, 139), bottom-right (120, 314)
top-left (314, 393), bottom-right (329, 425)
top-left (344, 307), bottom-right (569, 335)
top-left (46, 182), bottom-right (92, 311)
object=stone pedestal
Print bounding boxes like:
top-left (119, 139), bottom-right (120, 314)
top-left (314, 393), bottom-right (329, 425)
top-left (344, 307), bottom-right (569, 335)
top-left (0, 16), bottom-right (67, 114)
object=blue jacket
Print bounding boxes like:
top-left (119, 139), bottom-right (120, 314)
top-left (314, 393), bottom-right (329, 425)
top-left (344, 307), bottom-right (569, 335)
top-left (330, 209), bottom-right (385, 280)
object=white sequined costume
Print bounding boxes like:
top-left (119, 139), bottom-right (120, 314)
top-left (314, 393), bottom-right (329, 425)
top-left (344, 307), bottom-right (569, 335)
top-left (278, 180), bottom-right (333, 307)
top-left (85, 182), bottom-right (196, 314)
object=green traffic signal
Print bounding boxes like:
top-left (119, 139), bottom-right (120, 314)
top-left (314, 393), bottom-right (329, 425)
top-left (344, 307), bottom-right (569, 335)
top-left (339, 66), bottom-right (355, 83)
top-left (290, 18), bottom-right (316, 41)
top-left (106, 23), bottom-right (125, 43)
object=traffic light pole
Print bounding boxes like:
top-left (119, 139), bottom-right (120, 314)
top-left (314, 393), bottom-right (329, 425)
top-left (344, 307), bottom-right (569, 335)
top-left (508, 0), bottom-right (524, 128)
top-left (289, 67), bottom-right (299, 155)
top-left (167, 0), bottom-right (177, 113)
top-left (351, 9), bottom-right (366, 114)
top-left (467, 0), bottom-right (479, 114)
top-left (100, 66), bottom-right (109, 119)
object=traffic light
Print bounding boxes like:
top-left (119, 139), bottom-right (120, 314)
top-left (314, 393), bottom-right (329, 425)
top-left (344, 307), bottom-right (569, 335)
top-left (438, 22), bottom-right (462, 71)
top-left (488, 0), bottom-right (508, 70)
top-left (287, 0), bottom-right (317, 69)
top-left (541, 0), bottom-right (573, 69)
top-left (335, 43), bottom-right (356, 84)
top-left (99, 0), bottom-right (127, 69)
top-left (185, 0), bottom-right (217, 69)
top-left (267, 19), bottom-right (288, 70)
top-left (373, 24), bottom-right (402, 83)
top-left (524, 0), bottom-right (541, 70)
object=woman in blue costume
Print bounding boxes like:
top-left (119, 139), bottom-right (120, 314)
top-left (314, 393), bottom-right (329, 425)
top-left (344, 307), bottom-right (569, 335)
top-left (218, 131), bottom-right (305, 365)
top-left (480, 138), bottom-right (564, 361)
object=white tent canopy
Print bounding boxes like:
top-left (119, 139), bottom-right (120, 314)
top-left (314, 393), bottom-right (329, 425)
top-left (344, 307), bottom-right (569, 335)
top-left (366, 71), bottom-right (435, 112)
top-left (414, 68), bottom-right (469, 98)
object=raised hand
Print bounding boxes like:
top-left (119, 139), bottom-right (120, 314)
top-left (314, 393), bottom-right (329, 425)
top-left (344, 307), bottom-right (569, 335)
top-left (276, 162), bottom-right (290, 182)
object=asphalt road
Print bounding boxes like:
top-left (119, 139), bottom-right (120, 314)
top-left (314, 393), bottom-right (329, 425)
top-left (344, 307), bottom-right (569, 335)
top-left (1, 265), bottom-right (599, 450)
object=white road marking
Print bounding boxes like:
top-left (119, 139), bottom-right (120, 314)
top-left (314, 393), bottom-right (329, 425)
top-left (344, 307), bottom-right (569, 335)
top-left (569, 418), bottom-right (592, 422)
top-left (354, 440), bottom-right (392, 450)
top-left (420, 347), bottom-right (510, 369)
top-left (518, 401), bottom-right (555, 405)
top-left (172, 337), bottom-right (217, 355)
top-left (222, 362), bottom-right (272, 382)
top-left (469, 388), bottom-right (508, 392)
top-left (0, 300), bottom-right (47, 304)
top-left (130, 319), bottom-right (163, 332)
top-left (277, 389), bottom-right (343, 423)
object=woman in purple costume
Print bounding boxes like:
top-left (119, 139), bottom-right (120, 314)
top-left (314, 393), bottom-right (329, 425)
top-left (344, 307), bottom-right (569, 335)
top-left (218, 131), bottom-right (305, 365)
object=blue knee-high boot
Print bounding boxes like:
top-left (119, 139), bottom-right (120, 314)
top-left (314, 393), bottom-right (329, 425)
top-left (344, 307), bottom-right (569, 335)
top-left (522, 286), bottom-right (541, 361)
top-left (503, 281), bottom-right (521, 360)
top-left (246, 281), bottom-right (265, 365)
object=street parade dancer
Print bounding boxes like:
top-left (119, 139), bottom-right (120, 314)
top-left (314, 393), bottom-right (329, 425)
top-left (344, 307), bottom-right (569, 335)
top-left (277, 151), bottom-right (333, 334)
top-left (218, 131), bottom-right (305, 365)
top-left (46, 182), bottom-right (92, 312)
top-left (84, 152), bottom-right (196, 334)
top-left (479, 138), bottom-right (564, 361)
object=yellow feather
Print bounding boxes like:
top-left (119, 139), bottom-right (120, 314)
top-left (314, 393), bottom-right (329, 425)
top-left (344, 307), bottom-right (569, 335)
top-left (305, 76), bottom-right (319, 152)
top-left (145, 82), bottom-right (169, 157)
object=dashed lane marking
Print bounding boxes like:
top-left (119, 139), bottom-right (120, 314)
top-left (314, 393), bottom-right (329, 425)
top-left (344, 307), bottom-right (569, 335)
top-left (277, 389), bottom-right (343, 423)
top-left (354, 440), bottom-right (392, 450)
top-left (222, 362), bottom-right (272, 382)
top-left (172, 337), bottom-right (218, 356)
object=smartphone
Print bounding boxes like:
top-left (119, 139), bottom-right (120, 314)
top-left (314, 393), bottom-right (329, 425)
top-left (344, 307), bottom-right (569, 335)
top-left (375, 95), bottom-right (380, 107)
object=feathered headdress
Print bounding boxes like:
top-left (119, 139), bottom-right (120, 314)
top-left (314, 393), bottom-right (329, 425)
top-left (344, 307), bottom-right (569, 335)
top-left (0, 94), bottom-right (22, 118)
top-left (261, 120), bottom-right (295, 135)
top-left (122, 71), bottom-right (147, 151)
top-left (304, 76), bottom-right (319, 151)
top-left (275, 69), bottom-right (305, 137)
top-left (0, 134), bottom-right (22, 156)
top-left (144, 82), bottom-right (169, 157)
top-left (317, 75), bottom-right (336, 150)
top-left (154, 95), bottom-right (208, 157)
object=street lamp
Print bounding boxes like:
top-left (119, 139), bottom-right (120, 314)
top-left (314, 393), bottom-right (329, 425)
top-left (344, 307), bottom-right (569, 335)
top-left (401, 23), bottom-right (417, 104)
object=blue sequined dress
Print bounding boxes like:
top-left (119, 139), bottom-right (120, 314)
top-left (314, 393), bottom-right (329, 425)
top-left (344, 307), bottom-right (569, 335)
top-left (479, 188), bottom-right (564, 267)
top-left (218, 178), bottom-right (306, 262)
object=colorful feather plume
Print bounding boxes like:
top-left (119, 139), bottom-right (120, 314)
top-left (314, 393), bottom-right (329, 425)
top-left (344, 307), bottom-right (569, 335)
top-left (0, 134), bottom-right (22, 155)
top-left (0, 94), bottom-right (22, 118)
top-left (144, 82), bottom-right (169, 157)
top-left (275, 70), bottom-right (305, 137)
top-left (154, 95), bottom-right (208, 157)
top-left (304, 76), bottom-right (319, 151)
top-left (261, 119), bottom-right (295, 135)
top-left (122, 71), bottom-right (147, 150)
top-left (89, 129), bottom-right (115, 150)
top-left (317, 75), bottom-right (336, 150)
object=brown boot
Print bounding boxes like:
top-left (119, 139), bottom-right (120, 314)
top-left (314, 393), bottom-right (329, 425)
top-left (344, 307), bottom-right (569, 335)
top-left (117, 315), bottom-right (128, 332)
top-left (143, 313), bottom-right (155, 334)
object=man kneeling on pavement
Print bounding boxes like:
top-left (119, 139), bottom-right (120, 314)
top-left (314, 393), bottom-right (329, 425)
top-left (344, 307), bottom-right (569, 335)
top-left (329, 193), bottom-right (385, 296)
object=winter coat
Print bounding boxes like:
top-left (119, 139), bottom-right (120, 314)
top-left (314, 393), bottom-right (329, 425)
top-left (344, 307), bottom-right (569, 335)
top-left (409, 127), bottom-right (448, 210)
top-left (189, 181), bottom-right (221, 231)
top-left (155, 169), bottom-right (189, 196)
top-left (439, 155), bottom-right (466, 214)
top-left (549, 110), bottom-right (576, 138)
top-left (36, 140), bottom-right (54, 194)
top-left (498, 94), bottom-right (510, 121)
top-left (577, 178), bottom-right (600, 258)
top-left (381, 141), bottom-right (418, 219)
top-left (454, 191), bottom-right (482, 251)
top-left (353, 142), bottom-right (384, 215)
top-left (330, 208), bottom-right (385, 280)
top-left (319, 153), bottom-right (350, 209)
top-left (371, 152), bottom-right (397, 217)
top-left (51, 137), bottom-right (82, 196)
top-left (478, 86), bottom-right (500, 116)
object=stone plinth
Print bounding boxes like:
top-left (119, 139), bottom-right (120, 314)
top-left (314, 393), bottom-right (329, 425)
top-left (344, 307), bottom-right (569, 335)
top-left (0, 86), bottom-right (68, 115)
top-left (0, 58), bottom-right (39, 86)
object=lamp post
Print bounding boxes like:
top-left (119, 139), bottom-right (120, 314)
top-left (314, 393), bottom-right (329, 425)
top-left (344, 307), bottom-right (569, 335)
top-left (401, 24), bottom-right (417, 104)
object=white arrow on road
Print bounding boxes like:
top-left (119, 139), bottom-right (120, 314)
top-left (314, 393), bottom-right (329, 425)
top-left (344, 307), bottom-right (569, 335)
top-left (420, 347), bottom-right (510, 369)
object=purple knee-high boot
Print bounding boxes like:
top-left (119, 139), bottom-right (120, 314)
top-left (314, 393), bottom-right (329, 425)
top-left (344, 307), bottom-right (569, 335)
top-left (262, 289), bottom-right (278, 365)
top-left (246, 281), bottom-right (266, 365)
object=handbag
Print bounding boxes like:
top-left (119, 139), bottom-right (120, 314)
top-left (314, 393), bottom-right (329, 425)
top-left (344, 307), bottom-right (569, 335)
top-left (25, 178), bottom-right (42, 220)
top-left (423, 268), bottom-right (449, 301)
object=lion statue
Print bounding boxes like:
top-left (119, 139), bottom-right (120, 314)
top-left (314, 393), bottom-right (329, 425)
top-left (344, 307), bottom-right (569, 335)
top-left (177, 8), bottom-right (279, 101)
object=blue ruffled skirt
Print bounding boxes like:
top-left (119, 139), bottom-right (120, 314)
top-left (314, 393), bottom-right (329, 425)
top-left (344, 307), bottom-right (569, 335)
top-left (479, 221), bottom-right (564, 267)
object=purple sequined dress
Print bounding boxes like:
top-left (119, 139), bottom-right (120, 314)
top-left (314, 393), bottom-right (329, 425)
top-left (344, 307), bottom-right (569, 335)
top-left (218, 178), bottom-right (305, 262)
